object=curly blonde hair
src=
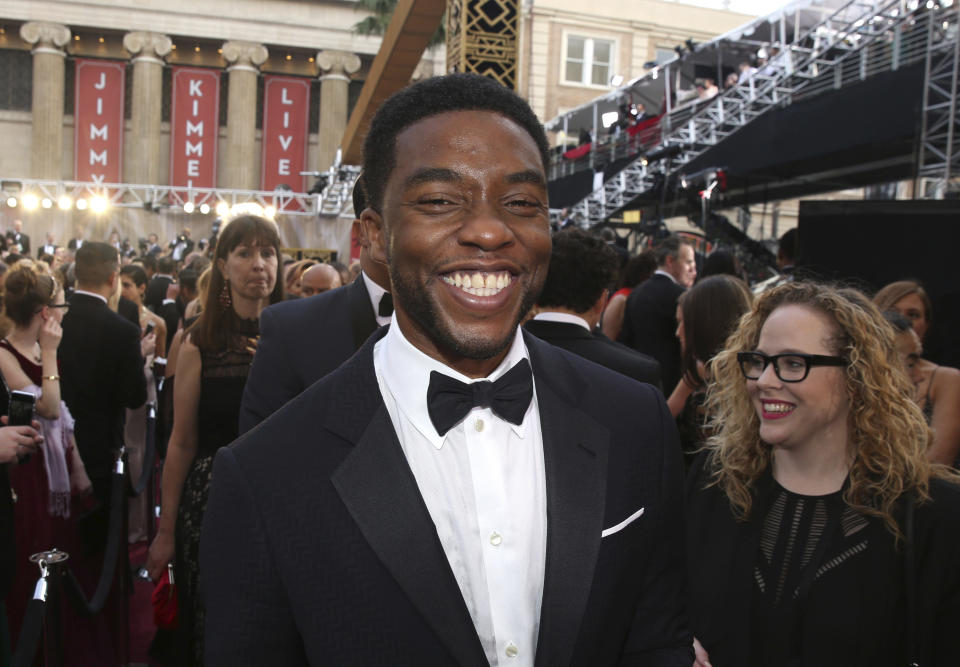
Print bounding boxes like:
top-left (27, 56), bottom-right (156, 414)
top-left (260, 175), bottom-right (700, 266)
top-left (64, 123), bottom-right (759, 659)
top-left (703, 281), bottom-right (952, 539)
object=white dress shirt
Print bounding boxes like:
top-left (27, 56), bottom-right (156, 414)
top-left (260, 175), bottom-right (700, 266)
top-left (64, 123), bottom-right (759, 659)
top-left (374, 319), bottom-right (547, 666)
top-left (654, 268), bottom-right (677, 284)
top-left (361, 270), bottom-right (392, 327)
top-left (532, 311), bottom-right (591, 332)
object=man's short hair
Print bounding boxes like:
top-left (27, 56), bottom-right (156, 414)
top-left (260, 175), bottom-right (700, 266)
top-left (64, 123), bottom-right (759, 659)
top-left (75, 242), bottom-right (119, 286)
top-left (140, 254), bottom-right (157, 272)
top-left (178, 267), bottom-right (199, 293)
top-left (158, 256), bottom-right (176, 274)
top-left (352, 175), bottom-right (368, 215)
top-left (653, 235), bottom-right (692, 267)
top-left (362, 73), bottom-right (550, 212)
top-left (537, 229), bottom-right (619, 314)
top-left (778, 228), bottom-right (798, 264)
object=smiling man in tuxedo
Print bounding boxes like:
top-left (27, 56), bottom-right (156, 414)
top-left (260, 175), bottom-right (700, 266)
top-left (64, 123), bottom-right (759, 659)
top-left (201, 73), bottom-right (691, 666)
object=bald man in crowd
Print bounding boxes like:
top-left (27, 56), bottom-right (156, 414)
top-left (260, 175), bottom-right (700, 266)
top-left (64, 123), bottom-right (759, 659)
top-left (300, 263), bottom-right (342, 297)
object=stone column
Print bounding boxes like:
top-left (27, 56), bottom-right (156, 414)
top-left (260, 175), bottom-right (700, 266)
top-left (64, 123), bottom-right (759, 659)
top-left (123, 31), bottom-right (172, 185)
top-left (221, 41), bottom-right (268, 189)
top-left (316, 50), bottom-right (360, 171)
top-left (20, 22), bottom-right (71, 179)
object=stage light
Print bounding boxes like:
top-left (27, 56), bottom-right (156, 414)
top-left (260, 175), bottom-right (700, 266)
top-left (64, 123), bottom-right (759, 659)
top-left (183, 202), bottom-right (195, 214)
top-left (89, 195), bottom-right (108, 214)
top-left (98, 36), bottom-right (104, 43)
top-left (640, 157), bottom-right (649, 167)
top-left (215, 202), bottom-right (229, 217)
top-left (285, 54), bottom-right (292, 61)
top-left (22, 193), bottom-right (39, 211)
top-left (610, 75), bottom-right (624, 87)
top-left (601, 111), bottom-right (620, 129)
top-left (41, 197), bottom-right (53, 209)
top-left (58, 195), bottom-right (72, 210)
top-left (76, 198), bottom-right (89, 211)
top-left (199, 203), bottom-right (211, 215)
top-left (264, 205), bottom-right (277, 218)
top-left (5, 196), bottom-right (16, 208)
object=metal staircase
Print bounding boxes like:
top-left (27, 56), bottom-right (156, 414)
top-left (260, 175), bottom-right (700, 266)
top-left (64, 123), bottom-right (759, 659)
top-left (557, 0), bottom-right (948, 225)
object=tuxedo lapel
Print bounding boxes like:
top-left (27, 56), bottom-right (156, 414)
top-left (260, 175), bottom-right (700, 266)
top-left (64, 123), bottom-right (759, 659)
top-left (327, 331), bottom-right (487, 667)
top-left (346, 275), bottom-right (378, 350)
top-left (526, 334), bottom-right (610, 667)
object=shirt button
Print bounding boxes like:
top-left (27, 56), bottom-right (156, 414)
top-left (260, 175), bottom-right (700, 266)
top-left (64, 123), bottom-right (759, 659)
top-left (505, 643), bottom-right (519, 658)
top-left (475, 418), bottom-right (485, 432)
top-left (490, 532), bottom-right (502, 547)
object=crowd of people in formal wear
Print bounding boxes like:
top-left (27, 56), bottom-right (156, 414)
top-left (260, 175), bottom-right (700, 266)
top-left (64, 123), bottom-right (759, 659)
top-left (1, 72), bottom-right (959, 667)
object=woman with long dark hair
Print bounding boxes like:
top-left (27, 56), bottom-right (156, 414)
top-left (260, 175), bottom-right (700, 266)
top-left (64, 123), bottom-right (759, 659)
top-left (146, 216), bottom-right (283, 664)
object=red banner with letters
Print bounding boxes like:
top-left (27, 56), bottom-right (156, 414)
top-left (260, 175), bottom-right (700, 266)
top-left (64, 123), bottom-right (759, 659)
top-left (260, 76), bottom-right (311, 204)
top-left (74, 59), bottom-right (125, 184)
top-left (169, 67), bottom-right (220, 199)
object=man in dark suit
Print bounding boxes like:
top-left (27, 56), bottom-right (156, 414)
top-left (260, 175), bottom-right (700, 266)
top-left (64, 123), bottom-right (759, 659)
top-left (525, 228), bottom-right (661, 389)
top-left (6, 219), bottom-right (29, 255)
top-left (620, 235), bottom-right (696, 392)
top-left (59, 242), bottom-right (148, 506)
top-left (203, 74), bottom-right (691, 666)
top-left (37, 231), bottom-right (57, 258)
top-left (144, 255), bottom-right (176, 314)
top-left (238, 178), bottom-right (392, 434)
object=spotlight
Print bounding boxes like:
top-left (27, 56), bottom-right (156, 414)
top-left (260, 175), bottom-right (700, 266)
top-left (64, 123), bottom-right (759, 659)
top-left (183, 202), bottom-right (195, 213)
top-left (5, 196), bottom-right (16, 208)
top-left (609, 75), bottom-right (624, 87)
top-left (640, 157), bottom-right (649, 167)
top-left (22, 193), bottom-right (39, 210)
top-left (58, 195), bottom-right (72, 210)
top-left (76, 198), bottom-right (89, 211)
top-left (41, 197), bottom-right (53, 209)
top-left (264, 205), bottom-right (277, 218)
top-left (89, 195), bottom-right (108, 214)
top-left (215, 202), bottom-right (230, 217)
top-left (199, 203), bottom-right (211, 215)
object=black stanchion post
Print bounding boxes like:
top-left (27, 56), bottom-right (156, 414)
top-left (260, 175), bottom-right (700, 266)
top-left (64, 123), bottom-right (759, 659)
top-left (20, 549), bottom-right (70, 667)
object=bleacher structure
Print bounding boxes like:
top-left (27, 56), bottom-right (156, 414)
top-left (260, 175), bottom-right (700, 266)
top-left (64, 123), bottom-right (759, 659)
top-left (547, 0), bottom-right (960, 227)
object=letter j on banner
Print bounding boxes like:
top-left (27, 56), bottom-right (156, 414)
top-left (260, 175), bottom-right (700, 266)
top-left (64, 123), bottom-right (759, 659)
top-left (170, 67), bottom-right (221, 203)
top-left (74, 59), bottom-right (125, 184)
top-left (261, 76), bottom-right (310, 211)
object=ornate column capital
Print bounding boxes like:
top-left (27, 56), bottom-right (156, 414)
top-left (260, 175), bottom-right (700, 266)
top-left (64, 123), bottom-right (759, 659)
top-left (123, 31), bottom-right (172, 64)
top-left (316, 50), bottom-right (361, 81)
top-left (222, 41), bottom-right (268, 73)
top-left (20, 22), bottom-right (71, 56)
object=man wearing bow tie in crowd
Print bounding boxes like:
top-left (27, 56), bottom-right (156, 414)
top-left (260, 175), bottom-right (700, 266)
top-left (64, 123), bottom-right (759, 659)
top-left (201, 73), bottom-right (692, 667)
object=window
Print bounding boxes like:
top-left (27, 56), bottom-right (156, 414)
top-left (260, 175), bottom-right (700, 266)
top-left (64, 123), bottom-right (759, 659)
top-left (564, 36), bottom-right (613, 87)
top-left (655, 47), bottom-right (676, 65)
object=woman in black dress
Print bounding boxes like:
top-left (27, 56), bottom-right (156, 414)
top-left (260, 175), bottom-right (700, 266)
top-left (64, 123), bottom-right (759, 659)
top-left (146, 215), bottom-right (283, 664)
top-left (686, 282), bottom-right (960, 667)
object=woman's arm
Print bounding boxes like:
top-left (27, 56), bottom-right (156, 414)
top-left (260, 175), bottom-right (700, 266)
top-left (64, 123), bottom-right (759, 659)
top-left (145, 336), bottom-right (202, 581)
top-left (601, 293), bottom-right (627, 342)
top-left (927, 367), bottom-right (960, 466)
top-left (36, 316), bottom-right (62, 419)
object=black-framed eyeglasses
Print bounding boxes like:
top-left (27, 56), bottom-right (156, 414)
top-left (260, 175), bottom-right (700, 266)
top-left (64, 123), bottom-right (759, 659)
top-left (737, 351), bottom-right (847, 383)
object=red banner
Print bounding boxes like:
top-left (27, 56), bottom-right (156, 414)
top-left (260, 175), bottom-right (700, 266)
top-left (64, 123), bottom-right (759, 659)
top-left (169, 67), bottom-right (220, 195)
top-left (260, 76), bottom-right (311, 197)
top-left (74, 59), bottom-right (125, 184)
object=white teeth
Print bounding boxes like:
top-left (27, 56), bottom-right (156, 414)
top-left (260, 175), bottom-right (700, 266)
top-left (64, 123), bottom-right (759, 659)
top-left (441, 271), bottom-right (513, 297)
top-left (764, 402), bottom-right (793, 413)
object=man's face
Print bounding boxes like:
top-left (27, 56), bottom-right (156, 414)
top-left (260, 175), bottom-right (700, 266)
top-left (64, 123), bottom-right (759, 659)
top-left (365, 110), bottom-right (551, 376)
top-left (300, 265), bottom-right (342, 297)
top-left (13, 220), bottom-right (22, 233)
top-left (667, 244), bottom-right (697, 287)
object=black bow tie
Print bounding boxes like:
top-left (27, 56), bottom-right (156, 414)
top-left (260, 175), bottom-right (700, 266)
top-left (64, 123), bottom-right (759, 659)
top-left (426, 359), bottom-right (533, 437)
top-left (378, 293), bottom-right (394, 318)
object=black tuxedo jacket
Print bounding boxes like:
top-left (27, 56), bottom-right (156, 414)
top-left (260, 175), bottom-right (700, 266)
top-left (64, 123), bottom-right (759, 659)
top-left (619, 274), bottom-right (685, 392)
top-left (144, 275), bottom-right (174, 315)
top-left (238, 276), bottom-right (378, 434)
top-left (6, 231), bottom-right (29, 254)
top-left (202, 328), bottom-right (692, 666)
top-left (524, 318), bottom-right (662, 390)
top-left (58, 293), bottom-right (147, 484)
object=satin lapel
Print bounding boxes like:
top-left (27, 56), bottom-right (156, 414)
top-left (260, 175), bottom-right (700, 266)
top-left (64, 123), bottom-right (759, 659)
top-left (527, 335), bottom-right (609, 667)
top-left (330, 404), bottom-right (488, 667)
top-left (346, 276), bottom-right (378, 350)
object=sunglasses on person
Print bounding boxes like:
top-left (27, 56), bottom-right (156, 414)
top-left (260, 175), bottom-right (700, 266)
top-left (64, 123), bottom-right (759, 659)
top-left (737, 351), bottom-right (847, 383)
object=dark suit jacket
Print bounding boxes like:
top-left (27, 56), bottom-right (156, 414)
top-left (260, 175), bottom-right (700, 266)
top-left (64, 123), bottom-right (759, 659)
top-left (619, 274), bottom-right (685, 392)
top-left (238, 276), bottom-right (378, 434)
top-left (118, 296), bottom-right (140, 329)
top-left (202, 328), bottom-right (692, 666)
top-left (6, 231), bottom-right (29, 255)
top-left (37, 243), bottom-right (57, 258)
top-left (144, 275), bottom-right (174, 315)
top-left (524, 318), bottom-right (662, 390)
top-left (59, 293), bottom-right (147, 487)
top-left (685, 454), bottom-right (960, 667)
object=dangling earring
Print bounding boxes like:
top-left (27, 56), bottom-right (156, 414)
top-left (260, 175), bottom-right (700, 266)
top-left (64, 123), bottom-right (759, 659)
top-left (219, 279), bottom-right (232, 311)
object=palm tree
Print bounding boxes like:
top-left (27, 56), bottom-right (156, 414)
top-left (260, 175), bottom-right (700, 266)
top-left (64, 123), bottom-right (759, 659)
top-left (353, 0), bottom-right (446, 48)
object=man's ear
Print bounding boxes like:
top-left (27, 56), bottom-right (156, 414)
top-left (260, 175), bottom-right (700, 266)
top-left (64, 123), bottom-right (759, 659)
top-left (360, 208), bottom-right (388, 266)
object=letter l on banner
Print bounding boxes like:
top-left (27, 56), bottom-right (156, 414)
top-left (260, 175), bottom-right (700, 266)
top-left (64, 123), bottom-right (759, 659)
top-left (261, 76), bottom-right (311, 211)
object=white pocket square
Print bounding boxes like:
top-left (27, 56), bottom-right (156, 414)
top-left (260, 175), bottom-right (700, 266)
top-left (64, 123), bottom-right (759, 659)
top-left (601, 507), bottom-right (645, 538)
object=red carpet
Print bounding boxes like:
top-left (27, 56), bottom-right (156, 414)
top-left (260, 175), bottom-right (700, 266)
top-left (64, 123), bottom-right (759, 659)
top-left (128, 541), bottom-right (160, 666)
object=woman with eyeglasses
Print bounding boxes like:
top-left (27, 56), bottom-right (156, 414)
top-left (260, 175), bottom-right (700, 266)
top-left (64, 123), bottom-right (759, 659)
top-left (685, 281), bottom-right (960, 667)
